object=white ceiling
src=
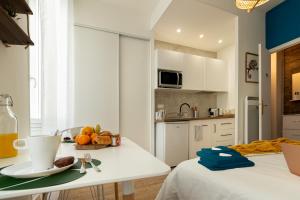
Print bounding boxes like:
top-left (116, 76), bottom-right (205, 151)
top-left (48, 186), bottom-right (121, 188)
top-left (98, 0), bottom-right (160, 16)
top-left (85, 0), bottom-right (284, 52)
top-left (154, 0), bottom-right (236, 52)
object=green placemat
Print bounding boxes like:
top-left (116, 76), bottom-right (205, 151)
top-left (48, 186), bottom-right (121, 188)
top-left (72, 159), bottom-right (101, 169)
top-left (0, 169), bottom-right (84, 191)
top-left (0, 158), bottom-right (101, 191)
top-left (0, 176), bottom-right (35, 190)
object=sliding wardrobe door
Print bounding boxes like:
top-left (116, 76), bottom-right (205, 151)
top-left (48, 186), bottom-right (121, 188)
top-left (120, 36), bottom-right (151, 150)
top-left (74, 26), bottom-right (119, 132)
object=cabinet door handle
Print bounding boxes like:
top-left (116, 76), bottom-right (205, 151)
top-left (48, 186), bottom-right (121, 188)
top-left (220, 134), bottom-right (233, 137)
top-left (221, 123), bottom-right (232, 125)
top-left (214, 124), bottom-right (216, 133)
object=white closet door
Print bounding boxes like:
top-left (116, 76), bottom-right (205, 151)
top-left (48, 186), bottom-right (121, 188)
top-left (74, 26), bottom-right (119, 132)
top-left (120, 36), bottom-right (150, 150)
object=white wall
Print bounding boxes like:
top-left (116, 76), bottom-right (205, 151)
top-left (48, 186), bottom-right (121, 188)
top-left (196, 0), bottom-right (265, 143)
top-left (0, 16), bottom-right (30, 139)
top-left (217, 44), bottom-right (236, 109)
top-left (237, 13), bottom-right (265, 144)
top-left (74, 0), bottom-right (152, 38)
top-left (155, 40), bottom-right (217, 58)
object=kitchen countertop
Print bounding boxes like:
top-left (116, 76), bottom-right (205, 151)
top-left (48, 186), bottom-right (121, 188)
top-left (155, 114), bottom-right (235, 123)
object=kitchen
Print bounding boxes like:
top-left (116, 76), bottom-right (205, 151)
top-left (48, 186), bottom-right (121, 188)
top-left (152, 0), bottom-right (237, 167)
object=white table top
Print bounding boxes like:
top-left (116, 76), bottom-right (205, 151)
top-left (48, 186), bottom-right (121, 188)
top-left (0, 137), bottom-right (170, 199)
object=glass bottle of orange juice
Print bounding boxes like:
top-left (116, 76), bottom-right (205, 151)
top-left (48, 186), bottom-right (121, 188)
top-left (0, 94), bottom-right (18, 158)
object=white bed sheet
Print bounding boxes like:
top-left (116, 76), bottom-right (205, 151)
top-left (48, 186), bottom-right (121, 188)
top-left (156, 154), bottom-right (300, 200)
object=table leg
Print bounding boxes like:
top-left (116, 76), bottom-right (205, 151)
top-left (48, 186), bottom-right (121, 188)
top-left (114, 183), bottom-right (119, 200)
top-left (58, 190), bottom-right (70, 200)
top-left (122, 181), bottom-right (135, 200)
top-left (90, 185), bottom-right (104, 200)
top-left (42, 193), bottom-right (49, 200)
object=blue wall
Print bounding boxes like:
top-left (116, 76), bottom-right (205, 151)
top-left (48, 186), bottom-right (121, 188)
top-left (266, 0), bottom-right (300, 50)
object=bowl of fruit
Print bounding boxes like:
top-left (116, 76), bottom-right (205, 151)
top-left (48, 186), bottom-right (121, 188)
top-left (74, 124), bottom-right (115, 150)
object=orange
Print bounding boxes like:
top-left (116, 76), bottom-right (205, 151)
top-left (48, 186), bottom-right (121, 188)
top-left (81, 126), bottom-right (94, 136)
top-left (76, 134), bottom-right (91, 145)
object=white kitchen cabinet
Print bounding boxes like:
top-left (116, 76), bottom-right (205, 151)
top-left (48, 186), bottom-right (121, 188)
top-left (74, 26), bottom-right (119, 132)
top-left (189, 120), bottom-right (212, 158)
top-left (211, 119), bottom-right (235, 147)
top-left (188, 118), bottom-right (235, 159)
top-left (156, 49), bottom-right (184, 71)
top-left (156, 122), bottom-right (189, 167)
top-left (205, 58), bottom-right (227, 92)
top-left (155, 49), bottom-right (227, 92)
top-left (120, 36), bottom-right (151, 150)
top-left (182, 54), bottom-right (206, 90)
top-left (283, 115), bottom-right (300, 140)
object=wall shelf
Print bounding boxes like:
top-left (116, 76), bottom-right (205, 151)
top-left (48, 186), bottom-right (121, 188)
top-left (0, 0), bottom-right (33, 15)
top-left (0, 0), bottom-right (33, 46)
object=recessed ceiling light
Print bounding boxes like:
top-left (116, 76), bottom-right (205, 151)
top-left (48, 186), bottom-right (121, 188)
top-left (176, 28), bottom-right (182, 33)
top-left (218, 39), bottom-right (223, 44)
top-left (199, 34), bottom-right (204, 38)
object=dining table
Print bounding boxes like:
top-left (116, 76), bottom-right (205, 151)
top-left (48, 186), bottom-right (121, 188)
top-left (0, 137), bottom-right (170, 200)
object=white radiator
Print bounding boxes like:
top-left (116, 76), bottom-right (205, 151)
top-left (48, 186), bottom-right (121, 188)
top-left (244, 96), bottom-right (259, 144)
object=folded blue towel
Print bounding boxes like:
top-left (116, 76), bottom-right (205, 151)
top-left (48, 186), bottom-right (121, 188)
top-left (198, 153), bottom-right (249, 166)
top-left (197, 146), bottom-right (255, 171)
top-left (197, 146), bottom-right (240, 157)
top-left (198, 159), bottom-right (255, 171)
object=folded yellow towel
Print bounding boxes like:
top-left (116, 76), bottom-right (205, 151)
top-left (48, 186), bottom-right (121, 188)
top-left (229, 138), bottom-right (300, 155)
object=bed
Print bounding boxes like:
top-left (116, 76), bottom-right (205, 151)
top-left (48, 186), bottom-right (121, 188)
top-left (156, 154), bottom-right (300, 200)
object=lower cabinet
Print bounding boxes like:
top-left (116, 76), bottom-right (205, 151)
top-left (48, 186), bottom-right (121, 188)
top-left (156, 122), bottom-right (189, 167)
top-left (189, 120), bottom-right (212, 158)
top-left (213, 119), bottom-right (235, 147)
top-left (155, 118), bottom-right (235, 164)
top-left (189, 118), bottom-right (235, 159)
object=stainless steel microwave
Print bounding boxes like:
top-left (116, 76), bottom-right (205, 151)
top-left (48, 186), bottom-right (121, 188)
top-left (158, 69), bottom-right (182, 89)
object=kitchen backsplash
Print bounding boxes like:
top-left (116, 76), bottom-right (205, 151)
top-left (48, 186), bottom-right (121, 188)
top-left (155, 90), bottom-right (217, 118)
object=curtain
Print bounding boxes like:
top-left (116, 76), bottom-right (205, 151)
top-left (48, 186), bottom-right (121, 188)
top-left (39, 0), bottom-right (74, 133)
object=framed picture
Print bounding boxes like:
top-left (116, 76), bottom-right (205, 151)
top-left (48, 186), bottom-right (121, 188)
top-left (245, 52), bottom-right (259, 83)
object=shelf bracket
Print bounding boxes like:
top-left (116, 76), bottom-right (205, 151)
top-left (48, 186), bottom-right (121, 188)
top-left (2, 41), bottom-right (11, 48)
top-left (24, 13), bottom-right (30, 49)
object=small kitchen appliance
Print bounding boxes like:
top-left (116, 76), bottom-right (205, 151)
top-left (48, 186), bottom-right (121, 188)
top-left (158, 69), bottom-right (182, 89)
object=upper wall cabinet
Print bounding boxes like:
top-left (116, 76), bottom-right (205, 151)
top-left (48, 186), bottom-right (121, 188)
top-left (156, 49), bottom-right (184, 71)
top-left (155, 49), bottom-right (227, 92)
top-left (205, 58), bottom-right (227, 92)
top-left (182, 54), bottom-right (206, 90)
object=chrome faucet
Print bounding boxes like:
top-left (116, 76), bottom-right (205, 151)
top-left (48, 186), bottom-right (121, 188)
top-left (179, 103), bottom-right (191, 117)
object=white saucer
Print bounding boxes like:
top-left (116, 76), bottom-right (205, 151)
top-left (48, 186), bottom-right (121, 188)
top-left (1, 158), bottom-right (78, 179)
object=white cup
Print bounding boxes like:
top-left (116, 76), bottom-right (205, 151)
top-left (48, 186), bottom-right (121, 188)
top-left (13, 135), bottom-right (61, 171)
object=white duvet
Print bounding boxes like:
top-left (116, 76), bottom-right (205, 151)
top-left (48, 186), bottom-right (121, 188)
top-left (156, 154), bottom-right (300, 200)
